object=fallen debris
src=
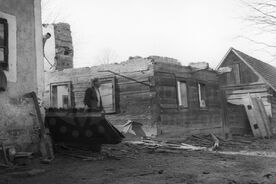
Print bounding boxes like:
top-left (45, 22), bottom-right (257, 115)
top-left (158, 170), bottom-right (164, 174)
top-left (124, 140), bottom-right (207, 153)
top-left (0, 140), bottom-right (12, 167)
top-left (60, 151), bottom-right (105, 161)
top-left (122, 120), bottom-right (146, 138)
top-left (123, 136), bottom-right (276, 159)
top-left (133, 171), bottom-right (156, 177)
top-left (55, 144), bottom-right (131, 161)
top-left (263, 173), bottom-right (273, 179)
top-left (218, 150), bottom-right (276, 158)
top-left (40, 158), bottom-right (54, 164)
top-left (14, 152), bottom-right (33, 166)
top-left (210, 134), bottom-right (219, 151)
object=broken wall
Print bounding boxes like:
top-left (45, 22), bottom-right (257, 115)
top-left (44, 58), bottom-right (157, 136)
top-left (54, 23), bottom-right (73, 70)
top-left (44, 56), bottom-right (224, 138)
top-left (43, 22), bottom-right (73, 71)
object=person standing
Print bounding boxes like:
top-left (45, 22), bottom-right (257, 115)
top-left (83, 78), bottom-right (103, 112)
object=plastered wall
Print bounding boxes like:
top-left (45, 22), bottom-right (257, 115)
top-left (0, 0), bottom-right (42, 151)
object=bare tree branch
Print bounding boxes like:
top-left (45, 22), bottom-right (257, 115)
top-left (238, 35), bottom-right (276, 48)
top-left (240, 0), bottom-right (276, 58)
top-left (95, 48), bottom-right (120, 65)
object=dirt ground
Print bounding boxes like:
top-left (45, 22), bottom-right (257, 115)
top-left (1, 135), bottom-right (276, 184)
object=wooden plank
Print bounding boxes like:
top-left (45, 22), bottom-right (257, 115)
top-left (228, 98), bottom-right (271, 106)
top-left (119, 89), bottom-right (151, 95)
top-left (256, 98), bottom-right (272, 137)
top-left (159, 98), bottom-right (177, 105)
top-left (225, 88), bottom-right (268, 95)
top-left (227, 92), bottom-right (271, 99)
top-left (156, 76), bottom-right (176, 86)
top-left (220, 90), bottom-right (228, 139)
top-left (160, 109), bottom-right (181, 113)
top-left (192, 71), bottom-right (218, 82)
top-left (120, 100), bottom-right (152, 107)
top-left (116, 73), bottom-right (153, 84)
top-left (160, 104), bottom-right (178, 109)
top-left (29, 92), bottom-right (54, 159)
top-left (221, 83), bottom-right (268, 90)
top-left (118, 82), bottom-right (150, 92)
top-left (243, 97), bottom-right (262, 137)
top-left (249, 97), bottom-right (270, 137)
top-left (120, 91), bottom-right (155, 99)
top-left (158, 86), bottom-right (177, 98)
top-left (241, 95), bottom-right (272, 138)
top-left (69, 69), bottom-right (153, 84)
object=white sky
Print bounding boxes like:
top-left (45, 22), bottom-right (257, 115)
top-left (42, 0), bottom-right (276, 68)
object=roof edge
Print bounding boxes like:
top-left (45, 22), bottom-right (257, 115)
top-left (215, 47), bottom-right (234, 70)
top-left (232, 49), bottom-right (276, 92)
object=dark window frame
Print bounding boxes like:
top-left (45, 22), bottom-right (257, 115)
top-left (0, 18), bottom-right (8, 70)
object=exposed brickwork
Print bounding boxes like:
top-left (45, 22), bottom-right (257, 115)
top-left (54, 23), bottom-right (73, 70)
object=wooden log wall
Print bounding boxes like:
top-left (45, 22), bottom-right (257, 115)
top-left (44, 58), bottom-right (158, 136)
top-left (226, 103), bottom-right (251, 135)
top-left (153, 63), bottom-right (223, 137)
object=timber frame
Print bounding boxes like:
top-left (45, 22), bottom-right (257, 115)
top-left (217, 47), bottom-right (276, 135)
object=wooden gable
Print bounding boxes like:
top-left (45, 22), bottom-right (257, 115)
top-left (219, 51), bottom-right (262, 86)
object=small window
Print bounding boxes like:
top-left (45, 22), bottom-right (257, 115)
top-left (50, 81), bottom-right (71, 108)
top-left (198, 83), bottom-right (207, 108)
top-left (0, 18), bottom-right (8, 70)
top-left (177, 81), bottom-right (188, 108)
top-left (97, 77), bottom-right (116, 113)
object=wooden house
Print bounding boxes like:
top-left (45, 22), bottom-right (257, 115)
top-left (44, 56), bottom-right (223, 137)
top-left (217, 48), bottom-right (276, 135)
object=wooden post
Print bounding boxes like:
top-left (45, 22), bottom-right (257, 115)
top-left (28, 92), bottom-right (54, 160)
top-left (220, 89), bottom-right (230, 139)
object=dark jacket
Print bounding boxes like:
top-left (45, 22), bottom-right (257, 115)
top-left (83, 87), bottom-right (103, 111)
top-left (0, 69), bottom-right (7, 91)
